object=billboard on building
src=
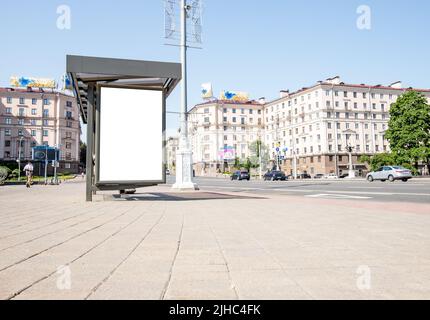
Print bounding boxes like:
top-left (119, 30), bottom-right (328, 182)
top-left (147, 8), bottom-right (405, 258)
top-left (218, 146), bottom-right (236, 161)
top-left (98, 87), bottom-right (164, 184)
top-left (220, 90), bottom-right (249, 102)
top-left (10, 76), bottom-right (56, 89)
top-left (201, 83), bottom-right (213, 99)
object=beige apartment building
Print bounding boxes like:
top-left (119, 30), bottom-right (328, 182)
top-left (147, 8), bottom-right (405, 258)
top-left (184, 77), bottom-right (430, 177)
top-left (188, 99), bottom-right (265, 175)
top-left (264, 77), bottom-right (430, 176)
top-left (0, 87), bottom-right (81, 174)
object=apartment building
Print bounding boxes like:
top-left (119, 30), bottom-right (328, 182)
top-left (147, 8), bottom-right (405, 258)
top-left (0, 87), bottom-right (81, 173)
top-left (264, 77), bottom-right (430, 176)
top-left (188, 99), bottom-right (265, 175)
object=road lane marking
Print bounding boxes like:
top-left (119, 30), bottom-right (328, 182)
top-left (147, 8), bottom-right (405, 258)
top-left (305, 194), bottom-right (372, 200)
top-left (200, 186), bottom-right (430, 197)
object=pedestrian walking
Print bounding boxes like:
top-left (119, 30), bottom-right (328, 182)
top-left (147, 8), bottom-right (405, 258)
top-left (23, 162), bottom-right (34, 188)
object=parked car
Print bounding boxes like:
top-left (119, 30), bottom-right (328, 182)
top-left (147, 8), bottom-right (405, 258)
top-left (314, 174), bottom-right (324, 179)
top-left (366, 166), bottom-right (412, 182)
top-left (339, 173), bottom-right (349, 179)
top-left (231, 170), bottom-right (250, 181)
top-left (264, 170), bottom-right (287, 181)
top-left (298, 173), bottom-right (312, 180)
top-left (324, 173), bottom-right (339, 179)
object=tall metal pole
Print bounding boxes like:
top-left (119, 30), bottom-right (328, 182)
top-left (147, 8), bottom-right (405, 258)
top-left (173, 0), bottom-right (198, 191)
top-left (18, 137), bottom-right (23, 182)
top-left (44, 145), bottom-right (48, 185)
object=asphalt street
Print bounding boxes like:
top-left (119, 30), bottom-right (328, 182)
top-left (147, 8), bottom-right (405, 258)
top-left (166, 176), bottom-right (430, 204)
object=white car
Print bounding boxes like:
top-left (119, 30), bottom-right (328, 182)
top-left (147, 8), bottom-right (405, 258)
top-left (367, 166), bottom-right (412, 182)
top-left (324, 173), bottom-right (339, 179)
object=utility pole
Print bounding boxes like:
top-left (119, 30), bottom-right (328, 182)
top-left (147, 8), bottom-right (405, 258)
top-left (17, 137), bottom-right (24, 182)
top-left (173, 0), bottom-right (199, 191)
top-left (44, 145), bottom-right (48, 185)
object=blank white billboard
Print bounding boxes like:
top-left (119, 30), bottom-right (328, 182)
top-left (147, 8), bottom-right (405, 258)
top-left (99, 87), bottom-right (164, 183)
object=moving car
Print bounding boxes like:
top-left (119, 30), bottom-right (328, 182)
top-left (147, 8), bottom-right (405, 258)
top-left (367, 166), bottom-right (412, 182)
top-left (298, 173), bottom-right (312, 180)
top-left (314, 174), bottom-right (324, 179)
top-left (231, 170), bottom-right (251, 181)
top-left (264, 170), bottom-right (287, 181)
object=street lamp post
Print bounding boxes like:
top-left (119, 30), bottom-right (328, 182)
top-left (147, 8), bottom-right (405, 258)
top-left (346, 145), bottom-right (356, 179)
top-left (172, 0), bottom-right (199, 191)
top-left (17, 137), bottom-right (24, 182)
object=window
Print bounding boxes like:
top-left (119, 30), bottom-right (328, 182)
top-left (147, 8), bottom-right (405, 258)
top-left (67, 121), bottom-right (72, 128)
top-left (66, 142), bottom-right (72, 149)
top-left (6, 107), bottom-right (12, 114)
top-left (43, 130), bottom-right (49, 137)
top-left (43, 109), bottom-right (49, 117)
top-left (232, 109), bottom-right (236, 114)
top-left (19, 108), bottom-right (25, 116)
top-left (19, 97), bottom-right (25, 104)
top-left (43, 120), bottom-right (49, 126)
top-left (7, 97), bottom-right (12, 104)
top-left (5, 118), bottom-right (12, 125)
top-left (204, 117), bottom-right (210, 123)
top-left (32, 98), bottom-right (37, 105)
top-left (31, 119), bottom-right (36, 125)
top-left (344, 91), bottom-right (348, 98)
top-left (31, 109), bottom-right (37, 115)
top-left (66, 101), bottom-right (73, 107)
top-left (5, 140), bottom-right (11, 147)
top-left (31, 130), bottom-right (37, 136)
top-left (18, 130), bottom-right (24, 136)
top-left (18, 119), bottom-right (25, 125)
top-left (43, 99), bottom-right (50, 105)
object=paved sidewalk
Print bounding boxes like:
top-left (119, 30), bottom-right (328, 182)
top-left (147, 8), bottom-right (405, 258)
top-left (0, 180), bottom-right (429, 300)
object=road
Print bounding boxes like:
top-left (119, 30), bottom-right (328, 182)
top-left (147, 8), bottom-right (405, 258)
top-left (167, 176), bottom-right (430, 204)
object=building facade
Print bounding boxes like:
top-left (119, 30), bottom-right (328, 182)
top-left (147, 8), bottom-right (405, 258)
top-left (0, 87), bottom-right (81, 174)
top-left (183, 77), bottom-right (430, 177)
top-left (263, 77), bottom-right (430, 176)
top-left (188, 100), bottom-right (265, 175)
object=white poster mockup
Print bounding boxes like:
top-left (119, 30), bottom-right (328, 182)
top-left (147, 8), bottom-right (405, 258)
top-left (99, 87), bottom-right (163, 183)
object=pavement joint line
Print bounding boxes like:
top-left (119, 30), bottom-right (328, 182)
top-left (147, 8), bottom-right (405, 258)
top-left (7, 204), bottom-right (151, 300)
top-left (225, 208), bottom-right (315, 300)
top-left (0, 205), bottom-right (137, 274)
top-left (209, 225), bottom-right (240, 300)
top-left (85, 209), bottom-right (166, 300)
top-left (0, 205), bottom-right (112, 252)
top-left (0, 202), bottom-right (105, 241)
top-left (160, 213), bottom-right (185, 300)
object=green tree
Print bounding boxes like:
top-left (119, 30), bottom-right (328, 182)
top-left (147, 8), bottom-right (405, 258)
top-left (385, 91), bottom-right (430, 172)
top-left (248, 140), bottom-right (270, 170)
top-left (79, 142), bottom-right (87, 166)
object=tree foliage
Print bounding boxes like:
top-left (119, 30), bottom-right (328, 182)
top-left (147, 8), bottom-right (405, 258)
top-left (385, 90), bottom-right (430, 168)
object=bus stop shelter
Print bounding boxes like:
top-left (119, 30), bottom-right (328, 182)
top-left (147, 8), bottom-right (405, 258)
top-left (67, 55), bottom-right (181, 201)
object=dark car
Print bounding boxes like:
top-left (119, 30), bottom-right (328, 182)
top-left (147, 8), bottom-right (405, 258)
top-left (231, 171), bottom-right (250, 181)
top-left (264, 170), bottom-right (287, 181)
top-left (339, 173), bottom-right (349, 179)
top-left (314, 174), bottom-right (324, 179)
top-left (298, 173), bottom-right (312, 179)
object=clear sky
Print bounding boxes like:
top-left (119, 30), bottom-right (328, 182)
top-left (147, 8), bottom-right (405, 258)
top-left (1, 0), bottom-right (429, 138)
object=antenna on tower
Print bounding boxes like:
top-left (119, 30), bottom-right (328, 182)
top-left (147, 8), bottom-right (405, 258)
top-left (164, 0), bottom-right (203, 48)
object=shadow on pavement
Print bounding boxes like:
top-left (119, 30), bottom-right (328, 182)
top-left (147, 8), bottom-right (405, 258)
top-left (105, 192), bottom-right (267, 202)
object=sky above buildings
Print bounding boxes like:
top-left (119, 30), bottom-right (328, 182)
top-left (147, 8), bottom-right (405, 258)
top-left (1, 0), bottom-right (430, 138)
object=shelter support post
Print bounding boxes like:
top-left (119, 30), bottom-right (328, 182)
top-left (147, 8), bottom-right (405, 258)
top-left (86, 84), bottom-right (95, 202)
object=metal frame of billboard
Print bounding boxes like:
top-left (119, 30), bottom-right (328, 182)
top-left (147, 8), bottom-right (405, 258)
top-left (67, 55), bottom-right (181, 201)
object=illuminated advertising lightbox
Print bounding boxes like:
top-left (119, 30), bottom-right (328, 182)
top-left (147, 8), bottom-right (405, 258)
top-left (98, 87), bottom-right (164, 184)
